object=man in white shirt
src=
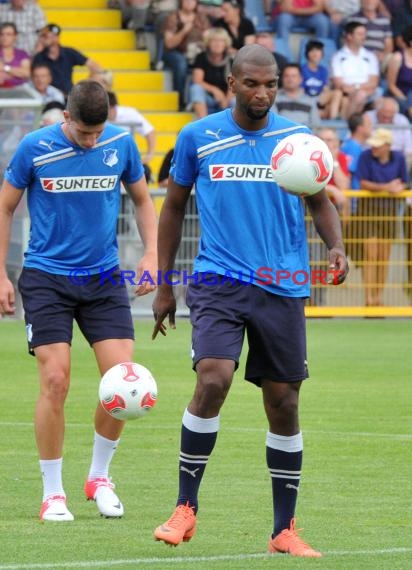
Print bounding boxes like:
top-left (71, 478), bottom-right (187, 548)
top-left (107, 90), bottom-right (156, 166)
top-left (331, 20), bottom-right (380, 119)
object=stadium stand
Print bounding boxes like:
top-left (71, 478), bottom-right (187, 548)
top-left (39, 0), bottom-right (193, 184)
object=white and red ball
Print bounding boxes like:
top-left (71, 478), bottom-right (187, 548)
top-left (270, 132), bottom-right (333, 196)
top-left (99, 362), bottom-right (157, 420)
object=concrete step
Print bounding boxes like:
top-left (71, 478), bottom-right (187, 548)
top-left (73, 70), bottom-right (165, 91)
top-left (44, 9), bottom-right (122, 29)
top-left (61, 29), bottom-right (136, 51)
top-left (116, 91), bottom-right (179, 112)
top-left (84, 50), bottom-right (150, 70)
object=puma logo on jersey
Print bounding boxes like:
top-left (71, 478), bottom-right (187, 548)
top-left (205, 129), bottom-right (222, 140)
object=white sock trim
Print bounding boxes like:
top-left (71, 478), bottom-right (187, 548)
top-left (182, 408), bottom-right (220, 433)
top-left (266, 431), bottom-right (303, 452)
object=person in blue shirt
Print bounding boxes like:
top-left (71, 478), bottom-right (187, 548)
top-left (355, 127), bottom-right (408, 307)
top-left (301, 39), bottom-right (343, 120)
top-left (0, 80), bottom-right (158, 522)
top-left (152, 44), bottom-right (348, 557)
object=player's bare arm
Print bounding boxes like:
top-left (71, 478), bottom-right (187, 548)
top-left (305, 189), bottom-right (349, 285)
top-left (152, 178), bottom-right (192, 339)
top-left (125, 176), bottom-right (158, 296)
top-left (0, 181), bottom-right (24, 315)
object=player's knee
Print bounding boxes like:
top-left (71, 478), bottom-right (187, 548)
top-left (40, 369), bottom-right (70, 403)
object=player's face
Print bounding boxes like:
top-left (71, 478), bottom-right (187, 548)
top-left (63, 115), bottom-right (105, 149)
top-left (229, 62), bottom-right (278, 121)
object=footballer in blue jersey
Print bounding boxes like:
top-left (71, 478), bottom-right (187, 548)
top-left (152, 45), bottom-right (348, 557)
top-left (0, 81), bottom-right (158, 522)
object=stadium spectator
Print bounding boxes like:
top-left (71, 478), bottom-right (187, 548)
top-left (0, 80), bottom-right (158, 522)
top-left (346, 0), bottom-right (394, 75)
top-left (273, 0), bottom-right (330, 62)
top-left (386, 25), bottom-right (412, 121)
top-left (355, 128), bottom-right (408, 306)
top-left (157, 146), bottom-right (174, 186)
top-left (341, 111), bottom-right (373, 189)
top-left (162, 0), bottom-right (211, 109)
top-left (325, 0), bottom-right (360, 47)
top-left (301, 39), bottom-right (344, 119)
top-left (0, 21), bottom-right (30, 88)
top-left (273, 63), bottom-right (320, 127)
top-left (0, 0), bottom-right (46, 55)
top-left (366, 97), bottom-right (412, 166)
top-left (318, 127), bottom-right (350, 215)
top-left (89, 68), bottom-right (114, 91)
top-left (254, 31), bottom-right (288, 87)
top-left (107, 90), bottom-right (156, 176)
top-left (391, 0), bottom-right (412, 49)
top-left (32, 23), bottom-right (102, 97)
top-left (213, 0), bottom-right (255, 53)
top-left (28, 63), bottom-right (65, 106)
top-left (331, 20), bottom-right (380, 119)
top-left (152, 43), bottom-right (348, 557)
top-left (188, 26), bottom-right (234, 118)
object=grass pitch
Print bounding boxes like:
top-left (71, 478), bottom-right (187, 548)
top-left (0, 318), bottom-right (411, 570)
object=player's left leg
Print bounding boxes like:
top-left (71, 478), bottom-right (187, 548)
top-left (84, 338), bottom-right (135, 518)
top-left (246, 292), bottom-right (321, 557)
top-left (76, 270), bottom-right (135, 518)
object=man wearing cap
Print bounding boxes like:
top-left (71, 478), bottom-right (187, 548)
top-left (32, 24), bottom-right (102, 97)
top-left (355, 128), bottom-right (408, 306)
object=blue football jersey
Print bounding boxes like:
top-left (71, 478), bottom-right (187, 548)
top-left (5, 122), bottom-right (144, 275)
top-left (170, 109), bottom-right (312, 297)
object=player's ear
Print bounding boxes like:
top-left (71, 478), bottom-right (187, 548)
top-left (227, 73), bottom-right (235, 93)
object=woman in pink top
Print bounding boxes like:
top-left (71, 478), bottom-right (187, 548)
top-left (274, 0), bottom-right (330, 61)
top-left (0, 21), bottom-right (31, 88)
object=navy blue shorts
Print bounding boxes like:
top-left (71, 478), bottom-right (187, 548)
top-left (186, 275), bottom-right (308, 386)
top-left (18, 267), bottom-right (134, 354)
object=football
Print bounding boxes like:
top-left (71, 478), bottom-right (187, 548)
top-left (270, 132), bottom-right (333, 196)
top-left (99, 362), bottom-right (158, 420)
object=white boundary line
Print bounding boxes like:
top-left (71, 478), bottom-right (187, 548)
top-left (0, 548), bottom-right (411, 569)
top-left (1, 422), bottom-right (411, 440)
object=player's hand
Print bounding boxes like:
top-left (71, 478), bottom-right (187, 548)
top-left (327, 247), bottom-right (349, 285)
top-left (0, 277), bottom-right (16, 316)
top-left (134, 252), bottom-right (157, 296)
top-left (152, 287), bottom-right (176, 339)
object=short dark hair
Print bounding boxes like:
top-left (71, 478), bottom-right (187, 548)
top-left (66, 80), bottom-right (109, 125)
top-left (401, 24), bottom-right (412, 46)
top-left (107, 91), bottom-right (118, 108)
top-left (347, 112), bottom-right (365, 133)
top-left (344, 20), bottom-right (366, 36)
top-left (305, 40), bottom-right (324, 58)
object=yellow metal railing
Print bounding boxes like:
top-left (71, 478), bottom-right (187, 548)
top-left (306, 190), bottom-right (412, 317)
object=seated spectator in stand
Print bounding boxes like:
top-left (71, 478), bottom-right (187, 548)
top-left (331, 20), bottom-right (380, 119)
top-left (162, 0), bottom-right (211, 110)
top-left (32, 23), bottom-right (102, 98)
top-left (28, 63), bottom-right (65, 105)
top-left (40, 105), bottom-right (65, 126)
top-left (0, 22), bottom-right (30, 88)
top-left (324, 0), bottom-right (360, 47)
top-left (198, 0), bottom-right (223, 21)
top-left (89, 68), bottom-right (114, 91)
top-left (341, 111), bottom-right (373, 189)
top-left (157, 147), bottom-right (174, 187)
top-left (108, 90), bottom-right (156, 175)
top-left (273, 63), bottom-right (320, 127)
top-left (0, 0), bottom-right (46, 55)
top-left (301, 39), bottom-right (344, 119)
top-left (254, 31), bottom-right (288, 86)
top-left (386, 24), bottom-right (412, 121)
top-left (273, 0), bottom-right (330, 62)
top-left (366, 97), bottom-right (412, 167)
top-left (346, 0), bottom-right (394, 75)
top-left (188, 27), bottom-right (234, 118)
top-left (317, 127), bottom-right (350, 215)
top-left (392, 0), bottom-right (412, 49)
top-left (214, 0), bottom-right (255, 53)
top-left (355, 128), bottom-right (408, 306)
